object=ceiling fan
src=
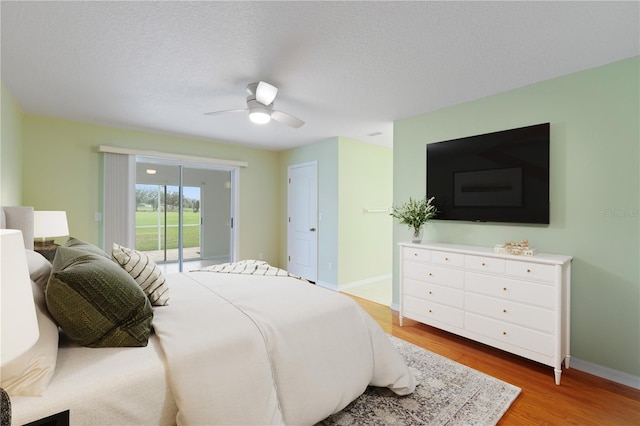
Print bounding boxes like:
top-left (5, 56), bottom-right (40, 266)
top-left (205, 81), bottom-right (305, 128)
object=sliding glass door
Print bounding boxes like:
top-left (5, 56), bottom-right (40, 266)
top-left (134, 182), bottom-right (201, 264)
top-left (135, 159), bottom-right (235, 272)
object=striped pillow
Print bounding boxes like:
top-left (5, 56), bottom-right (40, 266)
top-left (112, 243), bottom-right (169, 306)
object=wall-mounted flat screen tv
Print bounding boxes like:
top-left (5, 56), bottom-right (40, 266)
top-left (426, 123), bottom-right (550, 224)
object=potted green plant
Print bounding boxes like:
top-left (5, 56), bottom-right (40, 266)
top-left (390, 196), bottom-right (437, 243)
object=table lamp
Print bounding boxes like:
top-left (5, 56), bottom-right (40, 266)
top-left (33, 211), bottom-right (69, 250)
top-left (0, 229), bottom-right (39, 366)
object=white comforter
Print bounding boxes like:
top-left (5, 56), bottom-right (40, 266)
top-left (152, 271), bottom-right (416, 425)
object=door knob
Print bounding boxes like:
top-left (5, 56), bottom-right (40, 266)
top-left (310, 228), bottom-right (316, 232)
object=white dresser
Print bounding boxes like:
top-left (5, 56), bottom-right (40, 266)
top-left (399, 242), bottom-right (572, 384)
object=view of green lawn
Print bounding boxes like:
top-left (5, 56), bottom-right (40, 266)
top-left (135, 210), bottom-right (200, 251)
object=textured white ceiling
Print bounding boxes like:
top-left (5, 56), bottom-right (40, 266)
top-left (2, 1), bottom-right (638, 151)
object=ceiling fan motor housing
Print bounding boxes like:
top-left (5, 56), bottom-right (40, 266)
top-left (248, 97), bottom-right (272, 111)
top-left (246, 82), bottom-right (259, 96)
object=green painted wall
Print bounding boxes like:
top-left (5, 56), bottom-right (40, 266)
top-left (1, 81), bottom-right (24, 205)
top-left (393, 57), bottom-right (640, 376)
top-left (19, 115), bottom-right (282, 265)
top-left (338, 138), bottom-right (393, 285)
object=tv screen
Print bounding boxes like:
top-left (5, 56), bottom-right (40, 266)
top-left (426, 123), bottom-right (550, 224)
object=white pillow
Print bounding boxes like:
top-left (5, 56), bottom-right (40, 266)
top-left (1, 280), bottom-right (58, 396)
top-left (25, 249), bottom-right (52, 291)
top-left (112, 243), bottom-right (170, 306)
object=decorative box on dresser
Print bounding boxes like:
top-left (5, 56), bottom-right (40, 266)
top-left (399, 242), bottom-right (572, 384)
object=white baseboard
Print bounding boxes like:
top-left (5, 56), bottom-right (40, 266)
top-left (316, 280), bottom-right (338, 291)
top-left (339, 274), bottom-right (392, 291)
top-left (571, 358), bottom-right (640, 390)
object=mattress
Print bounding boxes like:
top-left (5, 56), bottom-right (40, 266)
top-left (10, 333), bottom-right (178, 426)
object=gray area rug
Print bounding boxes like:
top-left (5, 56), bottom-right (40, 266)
top-left (318, 336), bottom-right (521, 425)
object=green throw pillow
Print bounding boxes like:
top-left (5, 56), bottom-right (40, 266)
top-left (46, 246), bottom-right (153, 347)
top-left (64, 236), bottom-right (110, 258)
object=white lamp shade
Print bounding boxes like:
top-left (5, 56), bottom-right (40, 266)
top-left (34, 211), bottom-right (69, 240)
top-left (1, 229), bottom-right (39, 365)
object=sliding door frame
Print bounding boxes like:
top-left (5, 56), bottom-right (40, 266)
top-left (102, 146), bottom-right (244, 268)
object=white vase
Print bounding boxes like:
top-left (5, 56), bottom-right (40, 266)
top-left (412, 227), bottom-right (423, 243)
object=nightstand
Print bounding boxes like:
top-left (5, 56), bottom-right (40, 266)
top-left (24, 410), bottom-right (69, 426)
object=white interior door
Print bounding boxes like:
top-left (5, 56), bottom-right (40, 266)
top-left (287, 162), bottom-right (318, 282)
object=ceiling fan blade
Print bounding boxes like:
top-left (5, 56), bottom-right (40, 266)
top-left (271, 110), bottom-right (305, 128)
top-left (204, 108), bottom-right (247, 116)
top-left (255, 81), bottom-right (278, 105)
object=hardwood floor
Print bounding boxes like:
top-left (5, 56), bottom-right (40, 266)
top-left (350, 295), bottom-right (640, 426)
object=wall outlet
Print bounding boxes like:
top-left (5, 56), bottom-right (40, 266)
top-left (94, 212), bottom-right (102, 222)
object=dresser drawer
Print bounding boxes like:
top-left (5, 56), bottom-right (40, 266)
top-left (465, 292), bottom-right (554, 333)
top-left (404, 295), bottom-right (464, 328)
top-left (464, 255), bottom-right (505, 274)
top-left (402, 262), bottom-right (464, 289)
top-left (403, 278), bottom-right (464, 309)
top-left (506, 260), bottom-right (556, 283)
top-left (466, 272), bottom-right (554, 308)
top-left (465, 312), bottom-right (554, 357)
top-left (431, 250), bottom-right (464, 267)
top-left (402, 247), bottom-right (431, 263)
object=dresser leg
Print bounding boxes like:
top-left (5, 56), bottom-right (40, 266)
top-left (554, 368), bottom-right (562, 385)
top-left (565, 355), bottom-right (571, 369)
top-left (399, 316), bottom-right (403, 327)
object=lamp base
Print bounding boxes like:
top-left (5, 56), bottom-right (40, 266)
top-left (34, 240), bottom-right (59, 262)
top-left (34, 239), bottom-right (57, 250)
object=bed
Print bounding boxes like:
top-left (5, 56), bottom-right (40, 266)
top-left (1, 207), bottom-right (416, 425)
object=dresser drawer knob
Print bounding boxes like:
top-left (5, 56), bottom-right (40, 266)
top-left (428, 309), bottom-right (432, 313)
top-left (502, 331), bottom-right (507, 336)
top-left (445, 257), bottom-right (449, 261)
top-left (503, 309), bottom-right (507, 313)
top-left (428, 273), bottom-right (433, 277)
top-left (428, 291), bottom-right (433, 295)
top-left (503, 287), bottom-right (508, 291)
top-left (527, 268), bottom-right (532, 273)
top-left (414, 253), bottom-right (418, 256)
top-left (481, 262), bottom-right (486, 266)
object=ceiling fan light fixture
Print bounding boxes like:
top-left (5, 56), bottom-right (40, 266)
top-left (248, 101), bottom-right (272, 124)
top-left (249, 110), bottom-right (271, 124)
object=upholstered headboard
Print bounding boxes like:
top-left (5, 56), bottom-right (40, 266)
top-left (0, 206), bottom-right (34, 250)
